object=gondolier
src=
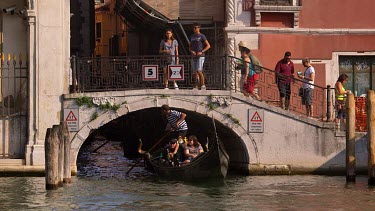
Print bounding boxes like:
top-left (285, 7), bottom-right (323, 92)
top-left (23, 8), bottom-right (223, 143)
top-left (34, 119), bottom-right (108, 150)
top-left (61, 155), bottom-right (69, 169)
top-left (161, 104), bottom-right (188, 139)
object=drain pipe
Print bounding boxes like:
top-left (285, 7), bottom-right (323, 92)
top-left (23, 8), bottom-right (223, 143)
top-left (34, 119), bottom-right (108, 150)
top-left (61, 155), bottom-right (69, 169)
top-left (176, 20), bottom-right (190, 45)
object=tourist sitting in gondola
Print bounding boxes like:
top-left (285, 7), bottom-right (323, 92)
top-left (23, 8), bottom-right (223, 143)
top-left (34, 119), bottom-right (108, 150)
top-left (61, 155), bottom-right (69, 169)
top-left (183, 135), bottom-right (204, 164)
top-left (163, 138), bottom-right (184, 166)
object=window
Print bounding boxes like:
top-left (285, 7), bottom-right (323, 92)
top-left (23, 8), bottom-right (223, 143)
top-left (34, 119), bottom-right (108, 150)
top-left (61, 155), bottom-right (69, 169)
top-left (96, 22), bottom-right (101, 39)
top-left (95, 0), bottom-right (105, 5)
top-left (339, 56), bottom-right (375, 96)
top-left (253, 0), bottom-right (302, 27)
top-left (260, 0), bottom-right (292, 6)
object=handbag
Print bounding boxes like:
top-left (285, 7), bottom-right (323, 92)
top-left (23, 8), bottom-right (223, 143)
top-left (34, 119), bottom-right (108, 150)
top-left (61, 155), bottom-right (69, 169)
top-left (298, 87), bottom-right (304, 97)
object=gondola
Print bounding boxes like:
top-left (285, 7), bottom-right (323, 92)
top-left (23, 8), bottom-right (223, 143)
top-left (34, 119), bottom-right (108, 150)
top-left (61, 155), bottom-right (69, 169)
top-left (144, 117), bottom-right (229, 181)
top-left (145, 138), bottom-right (229, 181)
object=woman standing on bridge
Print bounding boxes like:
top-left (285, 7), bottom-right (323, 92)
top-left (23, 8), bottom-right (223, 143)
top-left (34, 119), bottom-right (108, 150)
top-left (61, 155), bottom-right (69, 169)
top-left (160, 28), bottom-right (179, 90)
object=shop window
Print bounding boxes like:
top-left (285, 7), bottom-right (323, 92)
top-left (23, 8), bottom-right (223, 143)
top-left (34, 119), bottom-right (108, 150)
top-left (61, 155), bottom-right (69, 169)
top-left (339, 56), bottom-right (375, 96)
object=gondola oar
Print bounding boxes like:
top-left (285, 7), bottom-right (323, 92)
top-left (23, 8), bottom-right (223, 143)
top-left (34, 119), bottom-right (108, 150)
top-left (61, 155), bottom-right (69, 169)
top-left (212, 114), bottom-right (219, 145)
top-left (92, 140), bottom-right (110, 153)
top-left (126, 132), bottom-right (170, 175)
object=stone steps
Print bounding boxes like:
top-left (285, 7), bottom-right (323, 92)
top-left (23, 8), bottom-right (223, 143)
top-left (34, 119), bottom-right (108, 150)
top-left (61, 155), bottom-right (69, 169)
top-left (0, 159), bottom-right (25, 166)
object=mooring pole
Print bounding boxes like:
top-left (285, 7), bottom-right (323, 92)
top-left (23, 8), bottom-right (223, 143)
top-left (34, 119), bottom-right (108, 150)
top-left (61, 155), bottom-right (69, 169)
top-left (346, 93), bottom-right (356, 182)
top-left (368, 90), bottom-right (375, 185)
top-left (58, 124), bottom-right (64, 187)
top-left (45, 125), bottom-right (60, 190)
top-left (62, 121), bottom-right (71, 183)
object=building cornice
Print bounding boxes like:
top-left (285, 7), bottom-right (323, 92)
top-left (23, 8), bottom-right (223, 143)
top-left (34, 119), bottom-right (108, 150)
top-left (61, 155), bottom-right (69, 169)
top-left (253, 5), bottom-right (302, 12)
top-left (225, 27), bottom-right (375, 35)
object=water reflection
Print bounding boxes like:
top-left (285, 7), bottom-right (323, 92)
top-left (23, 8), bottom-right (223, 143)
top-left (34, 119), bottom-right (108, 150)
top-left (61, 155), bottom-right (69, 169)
top-left (2, 141), bottom-right (375, 209)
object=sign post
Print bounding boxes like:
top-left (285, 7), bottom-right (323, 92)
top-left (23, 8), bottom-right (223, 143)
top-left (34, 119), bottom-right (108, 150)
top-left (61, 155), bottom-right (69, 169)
top-left (248, 109), bottom-right (264, 133)
top-left (63, 108), bottom-right (79, 132)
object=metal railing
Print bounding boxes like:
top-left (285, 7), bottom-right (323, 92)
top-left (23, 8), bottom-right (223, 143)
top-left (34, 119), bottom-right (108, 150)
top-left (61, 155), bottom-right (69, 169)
top-left (71, 55), bottom-right (333, 120)
top-left (0, 54), bottom-right (28, 117)
top-left (227, 56), bottom-right (330, 120)
top-left (0, 53), bottom-right (28, 158)
top-left (71, 55), bottom-right (227, 92)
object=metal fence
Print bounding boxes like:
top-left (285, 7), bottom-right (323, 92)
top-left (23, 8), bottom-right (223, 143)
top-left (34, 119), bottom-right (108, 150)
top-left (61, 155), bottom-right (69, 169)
top-left (0, 54), bottom-right (28, 158)
top-left (227, 56), bottom-right (331, 120)
top-left (71, 55), bottom-right (333, 120)
top-left (71, 55), bottom-right (227, 92)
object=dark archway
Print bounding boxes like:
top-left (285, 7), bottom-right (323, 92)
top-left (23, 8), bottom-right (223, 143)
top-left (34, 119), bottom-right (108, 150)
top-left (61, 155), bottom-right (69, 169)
top-left (76, 107), bottom-right (249, 175)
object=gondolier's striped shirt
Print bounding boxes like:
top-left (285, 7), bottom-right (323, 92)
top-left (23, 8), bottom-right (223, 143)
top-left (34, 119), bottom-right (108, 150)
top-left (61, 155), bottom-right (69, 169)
top-left (167, 110), bottom-right (188, 131)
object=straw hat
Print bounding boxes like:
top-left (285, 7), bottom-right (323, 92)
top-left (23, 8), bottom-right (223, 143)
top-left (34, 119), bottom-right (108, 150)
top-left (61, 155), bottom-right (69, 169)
top-left (238, 41), bottom-right (250, 51)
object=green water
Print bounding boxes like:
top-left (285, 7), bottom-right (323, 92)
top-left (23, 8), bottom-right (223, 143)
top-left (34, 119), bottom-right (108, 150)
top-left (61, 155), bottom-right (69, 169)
top-left (1, 142), bottom-right (375, 210)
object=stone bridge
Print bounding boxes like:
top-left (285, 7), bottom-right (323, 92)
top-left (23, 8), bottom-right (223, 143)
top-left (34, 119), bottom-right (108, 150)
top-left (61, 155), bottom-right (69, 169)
top-left (63, 89), bottom-right (365, 175)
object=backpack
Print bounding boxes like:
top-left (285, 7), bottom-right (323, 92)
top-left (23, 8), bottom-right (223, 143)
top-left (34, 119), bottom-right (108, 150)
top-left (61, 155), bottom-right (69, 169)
top-left (250, 55), bottom-right (263, 74)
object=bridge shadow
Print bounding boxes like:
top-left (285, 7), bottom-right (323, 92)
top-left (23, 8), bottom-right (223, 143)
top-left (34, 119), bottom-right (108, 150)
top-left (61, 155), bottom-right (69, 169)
top-left (76, 107), bottom-right (249, 175)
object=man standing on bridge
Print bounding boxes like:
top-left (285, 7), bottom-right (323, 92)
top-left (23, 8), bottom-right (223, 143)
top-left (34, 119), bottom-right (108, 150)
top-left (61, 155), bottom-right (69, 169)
top-left (189, 22), bottom-right (210, 90)
top-left (275, 51), bottom-right (295, 110)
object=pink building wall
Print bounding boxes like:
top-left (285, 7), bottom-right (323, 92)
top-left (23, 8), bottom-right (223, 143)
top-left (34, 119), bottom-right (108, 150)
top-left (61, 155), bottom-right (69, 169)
top-left (299, 0), bottom-right (375, 29)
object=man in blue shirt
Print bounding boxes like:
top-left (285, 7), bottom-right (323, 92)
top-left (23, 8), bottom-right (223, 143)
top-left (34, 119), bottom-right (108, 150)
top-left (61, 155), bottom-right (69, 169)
top-left (189, 23), bottom-right (211, 90)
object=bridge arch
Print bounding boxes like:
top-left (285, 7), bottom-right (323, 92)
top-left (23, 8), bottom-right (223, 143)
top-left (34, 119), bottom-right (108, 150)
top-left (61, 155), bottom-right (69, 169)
top-left (69, 92), bottom-right (258, 173)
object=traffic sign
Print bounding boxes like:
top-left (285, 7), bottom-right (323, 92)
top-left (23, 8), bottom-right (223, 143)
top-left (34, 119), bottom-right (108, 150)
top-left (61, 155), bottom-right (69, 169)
top-left (168, 65), bottom-right (184, 80)
top-left (142, 65), bottom-right (159, 81)
top-left (248, 109), bottom-right (264, 133)
top-left (64, 108), bottom-right (79, 132)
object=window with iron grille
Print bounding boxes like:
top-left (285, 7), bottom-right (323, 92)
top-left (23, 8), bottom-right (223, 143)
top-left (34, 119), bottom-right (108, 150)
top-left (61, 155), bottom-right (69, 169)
top-left (260, 0), bottom-right (292, 6)
top-left (339, 56), bottom-right (375, 96)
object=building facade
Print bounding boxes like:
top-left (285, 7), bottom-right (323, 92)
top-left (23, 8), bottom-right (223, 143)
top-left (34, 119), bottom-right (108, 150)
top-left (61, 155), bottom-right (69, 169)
top-left (0, 0), bottom-right (374, 170)
top-left (94, 0), bottom-right (127, 57)
top-left (227, 0), bottom-right (375, 95)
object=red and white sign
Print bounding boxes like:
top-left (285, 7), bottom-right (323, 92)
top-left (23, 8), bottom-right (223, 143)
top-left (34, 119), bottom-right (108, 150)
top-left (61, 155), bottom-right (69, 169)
top-left (64, 108), bottom-right (79, 132)
top-left (250, 111), bottom-right (262, 122)
top-left (168, 65), bottom-right (184, 80)
top-left (142, 65), bottom-right (159, 81)
top-left (248, 109), bottom-right (264, 133)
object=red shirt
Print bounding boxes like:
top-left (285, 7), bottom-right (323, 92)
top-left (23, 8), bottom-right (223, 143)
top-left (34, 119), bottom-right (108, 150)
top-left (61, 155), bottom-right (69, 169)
top-left (275, 59), bottom-right (294, 83)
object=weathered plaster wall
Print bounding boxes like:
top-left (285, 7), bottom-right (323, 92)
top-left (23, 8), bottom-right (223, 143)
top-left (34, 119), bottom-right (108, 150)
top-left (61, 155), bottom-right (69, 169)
top-left (143, 0), bottom-right (225, 21)
top-left (27, 0), bottom-right (70, 165)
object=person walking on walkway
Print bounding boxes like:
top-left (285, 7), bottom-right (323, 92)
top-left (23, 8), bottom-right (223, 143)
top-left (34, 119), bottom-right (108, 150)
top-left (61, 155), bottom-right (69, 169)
top-left (189, 23), bottom-right (210, 90)
top-left (160, 28), bottom-right (179, 90)
top-left (239, 42), bottom-right (261, 101)
top-left (298, 58), bottom-right (315, 117)
top-left (335, 73), bottom-right (351, 129)
top-left (275, 51), bottom-right (294, 110)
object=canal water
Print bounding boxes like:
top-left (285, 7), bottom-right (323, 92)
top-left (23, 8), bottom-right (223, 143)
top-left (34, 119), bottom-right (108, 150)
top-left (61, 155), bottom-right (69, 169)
top-left (2, 141), bottom-right (375, 210)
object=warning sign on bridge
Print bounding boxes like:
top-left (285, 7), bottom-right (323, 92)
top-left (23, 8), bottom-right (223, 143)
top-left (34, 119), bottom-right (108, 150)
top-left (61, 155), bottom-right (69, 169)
top-left (64, 108), bottom-right (79, 132)
top-left (248, 109), bottom-right (264, 133)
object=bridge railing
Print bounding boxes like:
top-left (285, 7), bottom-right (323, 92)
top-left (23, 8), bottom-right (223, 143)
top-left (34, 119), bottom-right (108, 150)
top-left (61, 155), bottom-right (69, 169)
top-left (227, 55), bottom-right (332, 120)
top-left (71, 55), bottom-right (333, 121)
top-left (70, 55), bottom-right (227, 92)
